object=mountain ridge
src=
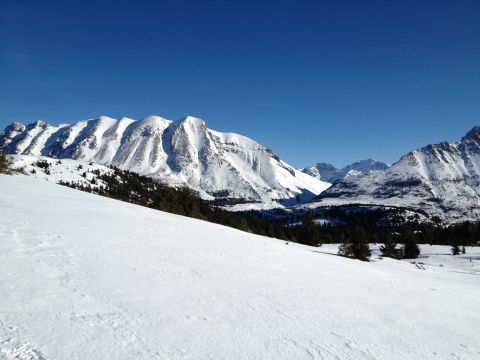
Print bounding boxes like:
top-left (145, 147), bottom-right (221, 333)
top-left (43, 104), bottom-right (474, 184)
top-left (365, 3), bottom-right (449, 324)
top-left (306, 126), bottom-right (480, 223)
top-left (302, 159), bottom-right (390, 183)
top-left (0, 116), bottom-right (330, 207)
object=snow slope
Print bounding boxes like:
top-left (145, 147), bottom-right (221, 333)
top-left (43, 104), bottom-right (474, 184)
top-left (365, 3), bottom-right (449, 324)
top-left (1, 174), bottom-right (479, 359)
top-left (308, 127), bottom-right (480, 222)
top-left (10, 155), bottom-right (114, 190)
top-left (0, 117), bottom-right (330, 206)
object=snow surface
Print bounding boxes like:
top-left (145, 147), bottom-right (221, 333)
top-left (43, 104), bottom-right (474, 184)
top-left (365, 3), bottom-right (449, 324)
top-left (1, 174), bottom-right (480, 359)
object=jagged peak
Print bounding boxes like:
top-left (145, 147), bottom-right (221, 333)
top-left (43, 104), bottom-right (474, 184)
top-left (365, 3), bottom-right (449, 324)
top-left (5, 122), bottom-right (25, 132)
top-left (343, 159), bottom-right (390, 170)
top-left (26, 120), bottom-right (49, 129)
top-left (461, 126), bottom-right (480, 142)
top-left (309, 162), bottom-right (338, 170)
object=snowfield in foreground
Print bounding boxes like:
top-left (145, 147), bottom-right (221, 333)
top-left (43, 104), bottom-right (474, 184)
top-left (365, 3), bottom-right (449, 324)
top-left (1, 175), bottom-right (479, 360)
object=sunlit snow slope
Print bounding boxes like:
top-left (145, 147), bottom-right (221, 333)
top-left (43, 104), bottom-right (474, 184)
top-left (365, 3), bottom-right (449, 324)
top-left (1, 174), bottom-right (479, 360)
top-left (0, 116), bottom-right (329, 206)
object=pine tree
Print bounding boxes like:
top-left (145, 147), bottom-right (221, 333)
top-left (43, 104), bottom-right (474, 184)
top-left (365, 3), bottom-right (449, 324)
top-left (0, 152), bottom-right (22, 175)
top-left (402, 232), bottom-right (421, 259)
top-left (338, 237), bottom-right (354, 258)
top-left (0, 152), bottom-right (11, 173)
top-left (301, 213), bottom-right (321, 246)
top-left (451, 241), bottom-right (460, 255)
top-left (380, 234), bottom-right (403, 259)
top-left (352, 226), bottom-right (371, 261)
top-left (238, 218), bottom-right (250, 232)
top-left (338, 227), bottom-right (371, 261)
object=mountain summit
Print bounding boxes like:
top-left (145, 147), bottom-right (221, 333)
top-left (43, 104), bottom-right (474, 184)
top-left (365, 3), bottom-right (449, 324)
top-left (0, 116), bottom-right (330, 206)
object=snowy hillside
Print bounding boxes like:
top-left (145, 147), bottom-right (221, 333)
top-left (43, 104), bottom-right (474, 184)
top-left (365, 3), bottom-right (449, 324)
top-left (0, 117), bottom-right (330, 206)
top-left (10, 155), bottom-right (114, 190)
top-left (307, 127), bottom-right (480, 223)
top-left (1, 174), bottom-right (480, 359)
top-left (302, 159), bottom-right (389, 183)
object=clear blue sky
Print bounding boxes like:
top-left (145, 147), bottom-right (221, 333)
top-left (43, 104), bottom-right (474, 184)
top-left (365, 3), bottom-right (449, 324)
top-left (1, 0), bottom-right (479, 168)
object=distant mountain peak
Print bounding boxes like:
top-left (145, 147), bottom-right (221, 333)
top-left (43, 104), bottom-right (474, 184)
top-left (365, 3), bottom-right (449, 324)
top-left (302, 159), bottom-right (389, 183)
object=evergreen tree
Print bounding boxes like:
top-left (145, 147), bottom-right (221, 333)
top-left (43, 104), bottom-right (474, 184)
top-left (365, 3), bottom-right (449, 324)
top-left (338, 227), bottom-right (371, 261)
top-left (0, 152), bottom-right (22, 175)
top-left (338, 237), bottom-right (354, 258)
top-left (402, 232), bottom-right (420, 259)
top-left (380, 234), bottom-right (403, 259)
top-left (451, 240), bottom-right (460, 255)
top-left (352, 226), bottom-right (371, 261)
top-left (0, 152), bottom-right (11, 173)
top-left (301, 213), bottom-right (321, 246)
top-left (238, 218), bottom-right (250, 232)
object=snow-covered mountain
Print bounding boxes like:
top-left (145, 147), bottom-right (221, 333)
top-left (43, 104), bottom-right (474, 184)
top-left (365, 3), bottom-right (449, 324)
top-left (0, 116), bottom-right (330, 206)
top-left (302, 159), bottom-right (390, 183)
top-left (308, 126), bottom-right (480, 223)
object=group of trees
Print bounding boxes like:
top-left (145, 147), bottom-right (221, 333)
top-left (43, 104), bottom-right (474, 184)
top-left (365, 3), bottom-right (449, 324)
top-left (338, 227), bottom-right (372, 261)
top-left (379, 232), bottom-right (421, 260)
top-left (336, 224), bottom-right (476, 261)
top-left (337, 227), bottom-right (421, 262)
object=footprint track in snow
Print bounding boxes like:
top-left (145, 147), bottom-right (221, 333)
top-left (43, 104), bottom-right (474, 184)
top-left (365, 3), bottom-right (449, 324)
top-left (280, 336), bottom-right (380, 360)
